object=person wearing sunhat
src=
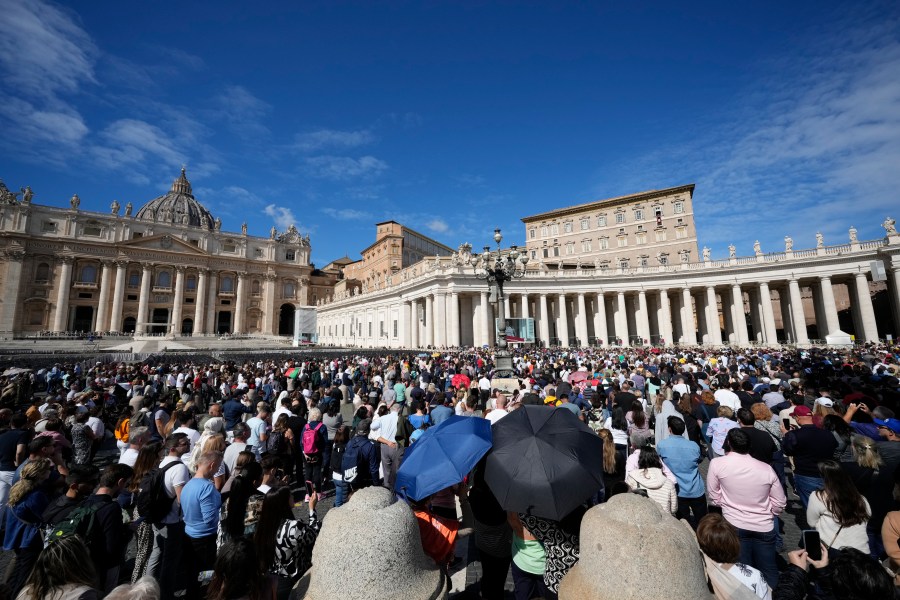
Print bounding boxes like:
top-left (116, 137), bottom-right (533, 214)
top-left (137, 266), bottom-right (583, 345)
top-left (782, 405), bottom-right (837, 509)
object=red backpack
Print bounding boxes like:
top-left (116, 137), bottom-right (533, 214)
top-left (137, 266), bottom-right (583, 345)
top-left (302, 422), bottom-right (324, 460)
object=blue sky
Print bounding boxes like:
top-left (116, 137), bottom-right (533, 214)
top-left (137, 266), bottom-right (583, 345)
top-left (1, 1), bottom-right (898, 267)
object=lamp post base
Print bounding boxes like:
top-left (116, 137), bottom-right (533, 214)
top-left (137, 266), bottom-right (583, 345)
top-left (494, 349), bottom-right (515, 378)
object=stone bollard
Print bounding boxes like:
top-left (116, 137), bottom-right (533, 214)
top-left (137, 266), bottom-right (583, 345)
top-left (559, 493), bottom-right (713, 600)
top-left (294, 486), bottom-right (448, 600)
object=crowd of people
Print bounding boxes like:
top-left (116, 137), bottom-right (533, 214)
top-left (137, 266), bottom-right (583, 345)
top-left (0, 341), bottom-right (897, 599)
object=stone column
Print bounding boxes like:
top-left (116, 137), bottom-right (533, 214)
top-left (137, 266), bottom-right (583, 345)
top-left (658, 289), bottom-right (673, 346)
top-left (109, 261), bottom-right (127, 333)
top-left (575, 293), bottom-right (589, 348)
top-left (538, 294), bottom-right (550, 346)
top-left (705, 286), bottom-right (723, 345)
top-left (424, 294), bottom-right (435, 347)
top-left (636, 290), bottom-right (651, 346)
top-left (233, 273), bottom-right (247, 333)
top-left (134, 264), bottom-right (152, 334)
top-left (205, 271), bottom-right (218, 334)
top-left (52, 257), bottom-right (74, 332)
top-left (520, 293), bottom-right (530, 319)
top-left (95, 261), bottom-right (113, 332)
top-left (594, 292), bottom-right (609, 346)
top-left (400, 300), bottom-right (411, 347)
top-left (503, 295), bottom-right (511, 319)
top-left (262, 274), bottom-right (277, 334)
top-left (853, 272), bottom-right (879, 343)
top-left (891, 267), bottom-right (900, 335)
top-left (817, 276), bottom-right (841, 338)
top-left (758, 282), bottom-right (778, 343)
top-left (788, 278), bottom-right (810, 344)
top-left (434, 292), bottom-right (446, 347)
top-left (557, 294), bottom-right (570, 346)
top-left (731, 284), bottom-right (749, 345)
top-left (410, 299), bottom-right (419, 347)
top-left (615, 291), bottom-right (629, 345)
top-left (679, 288), bottom-right (698, 345)
top-left (0, 250), bottom-right (25, 336)
top-left (480, 291), bottom-right (491, 346)
top-left (193, 269), bottom-right (207, 335)
top-left (171, 266), bottom-right (185, 335)
top-left (449, 292), bottom-right (460, 347)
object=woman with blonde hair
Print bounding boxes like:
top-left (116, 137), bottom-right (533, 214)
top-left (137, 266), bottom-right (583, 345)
top-left (597, 429), bottom-right (625, 499)
top-left (16, 534), bottom-right (100, 600)
top-left (3, 458), bottom-right (54, 596)
top-left (840, 434), bottom-right (883, 498)
top-left (201, 434), bottom-right (229, 490)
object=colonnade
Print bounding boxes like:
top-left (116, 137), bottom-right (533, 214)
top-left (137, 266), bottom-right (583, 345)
top-left (319, 267), bottom-right (898, 347)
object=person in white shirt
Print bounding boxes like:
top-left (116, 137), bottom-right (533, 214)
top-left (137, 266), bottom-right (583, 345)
top-left (714, 384), bottom-right (741, 412)
top-left (118, 426), bottom-right (149, 467)
top-left (172, 410), bottom-right (201, 454)
top-left (485, 394), bottom-right (509, 425)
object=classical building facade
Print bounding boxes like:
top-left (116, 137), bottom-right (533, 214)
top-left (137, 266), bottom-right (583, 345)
top-left (317, 217), bottom-right (900, 348)
top-left (0, 170), bottom-right (320, 339)
top-left (341, 221), bottom-right (454, 291)
top-left (522, 184), bottom-right (699, 270)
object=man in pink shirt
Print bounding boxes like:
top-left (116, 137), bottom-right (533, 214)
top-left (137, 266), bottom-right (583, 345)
top-left (707, 428), bottom-right (786, 588)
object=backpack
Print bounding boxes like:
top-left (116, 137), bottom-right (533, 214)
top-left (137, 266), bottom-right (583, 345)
top-left (302, 422), bottom-right (324, 460)
top-left (45, 500), bottom-right (102, 549)
top-left (264, 429), bottom-right (287, 456)
top-left (136, 461), bottom-right (182, 523)
top-left (341, 437), bottom-right (367, 486)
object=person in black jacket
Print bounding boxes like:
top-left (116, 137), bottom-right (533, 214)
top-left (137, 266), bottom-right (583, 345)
top-left (82, 462), bottom-right (133, 593)
top-left (341, 419), bottom-right (380, 494)
top-left (41, 465), bottom-right (99, 527)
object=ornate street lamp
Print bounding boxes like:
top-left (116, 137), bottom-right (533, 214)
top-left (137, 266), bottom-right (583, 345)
top-left (475, 228), bottom-right (529, 376)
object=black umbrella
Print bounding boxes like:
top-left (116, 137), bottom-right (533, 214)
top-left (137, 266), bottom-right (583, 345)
top-left (485, 405), bottom-right (604, 521)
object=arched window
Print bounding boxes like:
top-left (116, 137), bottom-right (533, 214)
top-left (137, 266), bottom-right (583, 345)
top-left (186, 276), bottom-right (197, 291)
top-left (283, 281), bottom-right (295, 298)
top-left (35, 263), bottom-right (50, 282)
top-left (220, 276), bottom-right (234, 292)
top-left (251, 280), bottom-right (261, 296)
top-left (156, 271), bottom-right (171, 288)
top-left (128, 271), bottom-right (140, 287)
top-left (80, 265), bottom-right (97, 283)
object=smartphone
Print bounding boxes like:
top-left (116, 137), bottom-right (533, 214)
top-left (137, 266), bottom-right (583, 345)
top-left (802, 530), bottom-right (821, 560)
top-left (782, 418), bottom-right (792, 429)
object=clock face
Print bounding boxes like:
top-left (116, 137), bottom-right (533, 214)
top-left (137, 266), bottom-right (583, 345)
top-left (160, 235), bottom-right (173, 249)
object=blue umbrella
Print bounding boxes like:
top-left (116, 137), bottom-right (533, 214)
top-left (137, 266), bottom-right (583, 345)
top-left (395, 416), bottom-right (493, 501)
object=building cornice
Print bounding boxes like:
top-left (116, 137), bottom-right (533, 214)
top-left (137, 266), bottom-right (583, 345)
top-left (521, 184), bottom-right (695, 223)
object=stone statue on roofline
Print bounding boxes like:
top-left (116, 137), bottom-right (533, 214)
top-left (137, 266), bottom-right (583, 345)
top-left (702, 246), bottom-right (711, 261)
top-left (784, 236), bottom-right (793, 252)
top-left (816, 232), bottom-right (824, 248)
top-left (70, 193), bottom-right (80, 210)
top-left (21, 186), bottom-right (32, 204)
top-left (884, 216), bottom-right (897, 236)
top-left (270, 226), bottom-right (277, 239)
top-left (111, 200), bottom-right (120, 215)
top-left (849, 226), bottom-right (858, 243)
top-left (753, 240), bottom-right (761, 256)
top-left (241, 222), bottom-right (248, 235)
top-left (728, 244), bottom-right (736, 258)
top-left (125, 202), bottom-right (133, 217)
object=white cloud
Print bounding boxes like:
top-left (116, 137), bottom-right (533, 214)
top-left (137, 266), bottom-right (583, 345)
top-left (294, 128), bottom-right (375, 152)
top-left (321, 208), bottom-right (372, 220)
top-left (213, 85), bottom-right (271, 139)
top-left (304, 155), bottom-right (388, 180)
top-left (425, 218), bottom-right (449, 233)
top-left (94, 118), bottom-right (185, 169)
top-left (0, 0), bottom-right (97, 100)
top-left (598, 8), bottom-right (900, 252)
top-left (264, 204), bottom-right (297, 230)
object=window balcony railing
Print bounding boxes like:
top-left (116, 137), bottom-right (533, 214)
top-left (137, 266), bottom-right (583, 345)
top-left (72, 281), bottom-right (97, 289)
top-left (218, 290), bottom-right (235, 297)
top-left (152, 286), bottom-right (172, 293)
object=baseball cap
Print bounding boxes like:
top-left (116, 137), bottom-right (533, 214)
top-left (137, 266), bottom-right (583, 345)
top-left (792, 405), bottom-right (812, 417)
top-left (874, 418), bottom-right (900, 435)
top-left (356, 418), bottom-right (372, 436)
top-left (814, 397), bottom-right (834, 408)
top-left (532, 384), bottom-right (541, 390)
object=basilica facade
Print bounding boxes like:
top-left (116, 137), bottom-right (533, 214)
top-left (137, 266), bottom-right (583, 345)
top-left (0, 170), bottom-right (320, 339)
